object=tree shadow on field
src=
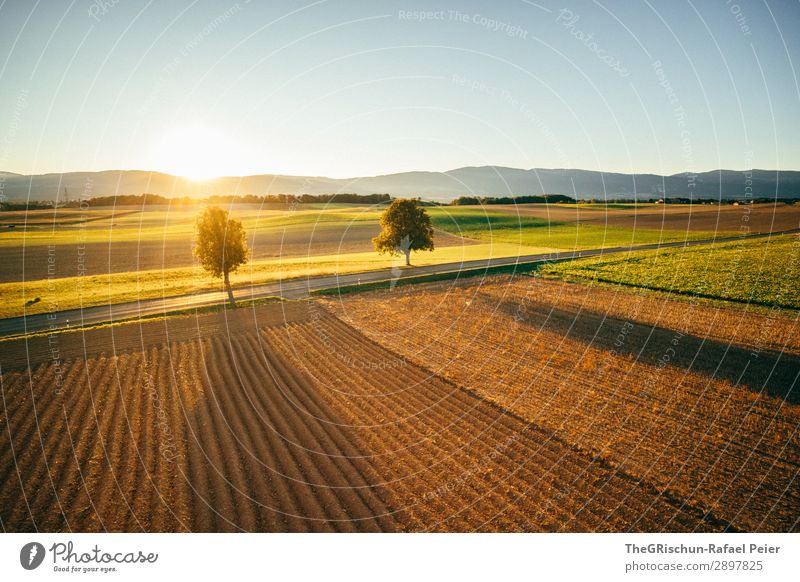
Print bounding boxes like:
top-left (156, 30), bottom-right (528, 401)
top-left (489, 297), bottom-right (800, 404)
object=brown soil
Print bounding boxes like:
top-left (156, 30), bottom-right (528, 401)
top-left (0, 304), bottom-right (399, 532)
top-left (268, 308), bottom-right (726, 532)
top-left (326, 277), bottom-right (800, 532)
top-left (0, 300), bottom-right (737, 532)
top-left (491, 202), bottom-right (800, 232)
top-left (0, 225), bottom-right (472, 283)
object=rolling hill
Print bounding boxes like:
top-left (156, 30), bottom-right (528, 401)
top-left (1, 167), bottom-right (798, 203)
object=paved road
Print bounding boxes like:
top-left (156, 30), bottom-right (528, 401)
top-left (2, 228), bottom-right (798, 338)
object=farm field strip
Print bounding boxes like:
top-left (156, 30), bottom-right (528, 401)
top-left (0, 313), bottom-right (405, 532)
top-left (542, 233), bottom-right (800, 309)
top-left (1, 303), bottom-right (726, 532)
top-left (0, 206), bottom-right (381, 246)
top-left (479, 202), bottom-right (800, 233)
top-left (426, 206), bottom-right (743, 250)
top-left (474, 274), bottom-right (800, 356)
top-left (0, 209), bottom-right (143, 227)
top-left (327, 278), bottom-right (800, 531)
top-left (264, 311), bottom-right (725, 532)
top-left (0, 223), bottom-right (474, 284)
top-left (3, 203), bottom-right (796, 319)
top-left (340, 294), bottom-right (798, 464)
top-left (0, 241), bottom-right (544, 319)
top-left (8, 202), bottom-right (793, 284)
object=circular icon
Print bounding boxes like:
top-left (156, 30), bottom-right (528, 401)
top-left (20, 542), bottom-right (46, 570)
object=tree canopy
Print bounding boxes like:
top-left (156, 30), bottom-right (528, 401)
top-left (373, 198), bottom-right (434, 265)
top-left (194, 205), bottom-right (248, 304)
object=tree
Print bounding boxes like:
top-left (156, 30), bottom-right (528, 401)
top-left (194, 206), bottom-right (249, 305)
top-left (373, 198), bottom-right (434, 266)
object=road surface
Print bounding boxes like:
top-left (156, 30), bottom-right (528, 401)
top-left (1, 228), bottom-right (797, 338)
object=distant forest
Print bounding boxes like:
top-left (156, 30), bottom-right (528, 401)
top-left (2, 192), bottom-right (798, 211)
top-left (0, 192), bottom-right (393, 210)
top-left (452, 194), bottom-right (576, 205)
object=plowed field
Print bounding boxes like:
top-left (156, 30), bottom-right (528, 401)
top-left (0, 299), bottom-right (752, 532)
top-left (491, 202), bottom-right (800, 232)
top-left (326, 277), bottom-right (800, 532)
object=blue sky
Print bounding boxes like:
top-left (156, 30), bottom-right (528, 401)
top-left (0, 0), bottom-right (798, 178)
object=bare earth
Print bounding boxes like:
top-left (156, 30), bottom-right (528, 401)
top-left (492, 202), bottom-right (800, 232)
top-left (327, 276), bottom-right (800, 532)
top-left (0, 295), bottom-right (761, 532)
top-left (0, 225), bottom-right (471, 283)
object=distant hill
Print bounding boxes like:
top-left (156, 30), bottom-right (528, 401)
top-left (1, 167), bottom-right (798, 202)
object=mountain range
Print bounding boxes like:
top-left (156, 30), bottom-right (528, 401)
top-left (1, 167), bottom-right (799, 202)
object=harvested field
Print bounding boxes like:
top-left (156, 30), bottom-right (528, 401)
top-left (488, 202), bottom-right (800, 232)
top-left (0, 240), bottom-right (522, 319)
top-left (0, 222), bottom-right (471, 283)
top-left (326, 277), bottom-right (800, 532)
top-left (1, 301), bottom-right (732, 532)
top-left (0, 209), bottom-right (141, 227)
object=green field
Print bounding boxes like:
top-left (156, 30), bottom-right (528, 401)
top-left (541, 234), bottom-right (800, 309)
top-left (427, 207), bottom-right (736, 249)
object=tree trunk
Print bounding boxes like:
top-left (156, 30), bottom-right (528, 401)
top-left (224, 270), bottom-right (236, 306)
top-left (404, 249), bottom-right (411, 266)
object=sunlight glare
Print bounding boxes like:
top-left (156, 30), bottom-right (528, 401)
top-left (151, 126), bottom-right (241, 181)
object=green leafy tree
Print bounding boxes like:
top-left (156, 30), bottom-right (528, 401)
top-left (194, 206), bottom-right (249, 305)
top-left (373, 198), bottom-right (434, 266)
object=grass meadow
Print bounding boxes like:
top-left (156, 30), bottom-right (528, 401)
top-left (541, 233), bottom-right (800, 309)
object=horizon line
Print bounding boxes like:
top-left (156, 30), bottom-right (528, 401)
top-left (2, 165), bottom-right (799, 181)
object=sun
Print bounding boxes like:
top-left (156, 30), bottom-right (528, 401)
top-left (151, 126), bottom-right (239, 181)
